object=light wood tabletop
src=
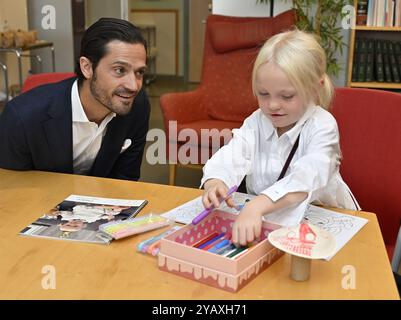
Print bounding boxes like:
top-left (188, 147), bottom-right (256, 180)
top-left (0, 169), bottom-right (399, 300)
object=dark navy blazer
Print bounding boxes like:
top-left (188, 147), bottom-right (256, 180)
top-left (0, 77), bottom-right (150, 181)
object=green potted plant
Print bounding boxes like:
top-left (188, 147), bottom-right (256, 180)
top-left (257, 0), bottom-right (351, 76)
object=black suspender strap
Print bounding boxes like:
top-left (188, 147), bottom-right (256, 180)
top-left (277, 133), bottom-right (301, 181)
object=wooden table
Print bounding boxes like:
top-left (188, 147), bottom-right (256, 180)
top-left (0, 169), bottom-right (399, 299)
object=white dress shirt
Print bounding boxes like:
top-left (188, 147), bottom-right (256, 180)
top-left (201, 106), bottom-right (360, 226)
top-left (71, 80), bottom-right (116, 175)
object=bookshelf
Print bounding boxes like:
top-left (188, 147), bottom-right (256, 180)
top-left (347, 0), bottom-right (401, 89)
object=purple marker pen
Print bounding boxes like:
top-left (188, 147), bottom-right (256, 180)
top-left (192, 185), bottom-right (238, 225)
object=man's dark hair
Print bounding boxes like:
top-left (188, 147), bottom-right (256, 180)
top-left (75, 17), bottom-right (147, 82)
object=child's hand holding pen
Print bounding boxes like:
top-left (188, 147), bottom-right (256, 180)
top-left (202, 179), bottom-right (236, 209)
top-left (202, 180), bottom-right (273, 247)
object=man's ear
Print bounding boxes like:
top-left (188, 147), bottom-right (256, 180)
top-left (79, 57), bottom-right (93, 80)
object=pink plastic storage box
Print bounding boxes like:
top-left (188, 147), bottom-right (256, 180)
top-left (158, 210), bottom-right (284, 292)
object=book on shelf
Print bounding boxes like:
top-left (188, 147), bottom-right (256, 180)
top-left (365, 39), bottom-right (374, 82)
top-left (382, 40), bottom-right (393, 82)
top-left (352, 38), bottom-right (360, 82)
top-left (366, 0), bottom-right (374, 26)
top-left (357, 38), bottom-right (367, 82)
top-left (375, 40), bottom-right (385, 82)
top-left (388, 41), bottom-right (401, 82)
top-left (356, 0), bottom-right (369, 26)
top-left (19, 195), bottom-right (148, 244)
top-left (396, 0), bottom-right (401, 27)
top-left (366, 0), bottom-right (401, 27)
top-left (394, 42), bottom-right (401, 80)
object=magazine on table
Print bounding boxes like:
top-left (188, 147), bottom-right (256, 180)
top-left (19, 195), bottom-right (148, 244)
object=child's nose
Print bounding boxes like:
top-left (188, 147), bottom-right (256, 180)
top-left (268, 99), bottom-right (281, 111)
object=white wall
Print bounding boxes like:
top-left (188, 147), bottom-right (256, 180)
top-left (212, 0), bottom-right (291, 17)
top-left (332, 23), bottom-right (350, 87)
top-left (130, 0), bottom-right (184, 76)
top-left (27, 0), bottom-right (75, 73)
top-left (86, 0), bottom-right (123, 26)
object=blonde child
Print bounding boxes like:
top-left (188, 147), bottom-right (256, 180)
top-left (201, 30), bottom-right (360, 246)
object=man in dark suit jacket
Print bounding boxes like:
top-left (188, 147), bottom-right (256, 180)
top-left (0, 18), bottom-right (150, 181)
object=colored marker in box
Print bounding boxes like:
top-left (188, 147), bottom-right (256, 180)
top-left (192, 232), bottom-right (219, 248)
top-left (137, 226), bottom-right (181, 255)
top-left (200, 233), bottom-right (226, 250)
top-left (226, 246), bottom-right (248, 259)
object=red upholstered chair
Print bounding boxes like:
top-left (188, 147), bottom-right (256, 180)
top-left (160, 11), bottom-right (295, 185)
top-left (331, 87), bottom-right (401, 265)
top-left (21, 72), bottom-right (76, 93)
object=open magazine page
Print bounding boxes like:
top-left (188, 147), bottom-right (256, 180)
top-left (19, 195), bottom-right (148, 244)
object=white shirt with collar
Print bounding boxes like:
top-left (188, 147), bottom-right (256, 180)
top-left (201, 106), bottom-right (360, 227)
top-left (71, 80), bottom-right (116, 175)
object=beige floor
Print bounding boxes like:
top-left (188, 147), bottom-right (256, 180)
top-left (140, 76), bottom-right (203, 188)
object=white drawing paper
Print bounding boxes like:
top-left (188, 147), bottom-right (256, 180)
top-left (301, 205), bottom-right (369, 260)
top-left (162, 195), bottom-right (368, 260)
top-left (161, 192), bottom-right (255, 224)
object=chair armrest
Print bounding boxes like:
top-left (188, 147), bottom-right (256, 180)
top-left (160, 89), bottom-right (209, 127)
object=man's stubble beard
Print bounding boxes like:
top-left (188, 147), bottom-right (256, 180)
top-left (89, 72), bottom-right (134, 116)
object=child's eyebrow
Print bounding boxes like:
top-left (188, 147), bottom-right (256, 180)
top-left (279, 89), bottom-right (296, 94)
top-left (278, 88), bottom-right (296, 93)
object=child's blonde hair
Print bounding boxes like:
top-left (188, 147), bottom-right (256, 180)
top-left (252, 29), bottom-right (334, 110)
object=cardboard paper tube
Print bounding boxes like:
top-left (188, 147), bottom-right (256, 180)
top-left (290, 255), bottom-right (311, 281)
